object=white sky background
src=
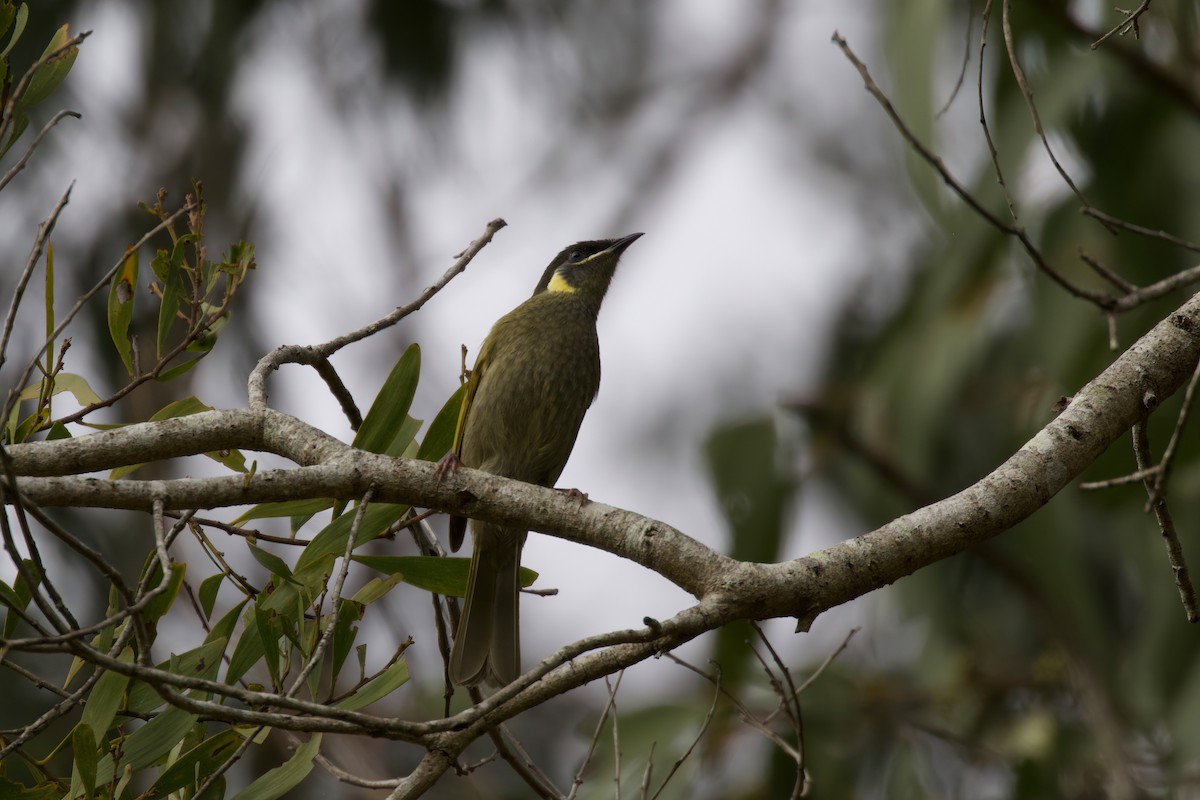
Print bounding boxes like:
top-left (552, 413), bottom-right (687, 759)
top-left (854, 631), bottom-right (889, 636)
top-left (4, 0), bottom-right (950, 702)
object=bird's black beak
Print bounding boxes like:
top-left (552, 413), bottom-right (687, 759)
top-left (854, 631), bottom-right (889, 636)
top-left (608, 232), bottom-right (644, 255)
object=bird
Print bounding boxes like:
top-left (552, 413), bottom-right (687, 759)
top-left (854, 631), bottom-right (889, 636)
top-left (443, 232), bottom-right (643, 687)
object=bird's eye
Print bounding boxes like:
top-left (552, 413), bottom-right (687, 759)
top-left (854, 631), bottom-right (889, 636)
top-left (567, 249), bottom-right (586, 263)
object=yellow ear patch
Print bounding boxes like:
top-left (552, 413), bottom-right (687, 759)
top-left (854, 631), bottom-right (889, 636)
top-left (547, 272), bottom-right (577, 293)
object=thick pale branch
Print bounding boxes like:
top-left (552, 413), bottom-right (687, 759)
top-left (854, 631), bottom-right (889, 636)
top-left (4, 288), bottom-right (1199, 790)
top-left (8, 291), bottom-right (1200, 631)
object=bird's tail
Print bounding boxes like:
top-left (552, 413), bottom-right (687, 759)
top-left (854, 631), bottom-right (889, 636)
top-left (449, 523), bottom-right (524, 687)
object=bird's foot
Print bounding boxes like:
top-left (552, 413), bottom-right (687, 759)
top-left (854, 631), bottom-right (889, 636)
top-left (556, 487), bottom-right (590, 506)
top-left (435, 452), bottom-right (463, 483)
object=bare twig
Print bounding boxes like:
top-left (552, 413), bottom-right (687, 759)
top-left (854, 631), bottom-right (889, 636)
top-left (1001, 0), bottom-right (1111, 233)
top-left (1150, 357), bottom-right (1200, 503)
top-left (1091, 0), bottom-right (1153, 48)
top-left (569, 670), bottom-right (625, 799)
top-left (0, 185), bottom-right (72, 374)
top-left (3, 199), bottom-right (197, 430)
top-left (248, 218), bottom-right (507, 410)
top-left (1082, 207), bottom-right (1200, 254)
top-left (936, 6), bottom-right (974, 118)
top-left (831, 32), bottom-right (1109, 306)
top-left (976, 0), bottom-right (1020, 225)
top-left (648, 665), bottom-right (722, 800)
top-left (0, 110), bottom-right (81, 194)
top-left (1131, 422), bottom-right (1198, 621)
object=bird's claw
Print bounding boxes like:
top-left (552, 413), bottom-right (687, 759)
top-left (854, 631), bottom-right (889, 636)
top-left (556, 487), bottom-right (590, 506)
top-left (435, 452), bottom-right (463, 483)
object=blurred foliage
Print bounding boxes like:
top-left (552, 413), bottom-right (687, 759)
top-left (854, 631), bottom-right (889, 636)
top-left (6, 0), bottom-right (1200, 798)
top-left (792, 1), bottom-right (1200, 797)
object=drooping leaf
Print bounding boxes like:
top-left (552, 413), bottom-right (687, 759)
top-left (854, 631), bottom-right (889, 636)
top-left (233, 498), bottom-right (334, 526)
top-left (198, 572), bottom-right (223, 619)
top-left (352, 554), bottom-right (538, 597)
top-left (335, 660), bottom-right (410, 711)
top-left (94, 708), bottom-right (199, 785)
top-left (416, 383), bottom-right (466, 462)
top-left (144, 728), bottom-right (241, 800)
top-left (245, 542), bottom-right (295, 583)
top-left (14, 23), bottom-right (79, 111)
top-left (294, 503), bottom-right (410, 573)
top-left (330, 599), bottom-right (364, 687)
top-left (107, 251), bottom-right (138, 376)
top-left (352, 343), bottom-right (421, 456)
top-left (69, 723), bottom-right (97, 798)
top-left (228, 733), bottom-right (322, 800)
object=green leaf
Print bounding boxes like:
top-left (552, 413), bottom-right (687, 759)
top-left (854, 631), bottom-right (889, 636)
top-left (353, 554), bottom-right (538, 597)
top-left (352, 343), bottom-right (421, 456)
top-left (107, 251), bottom-right (138, 376)
top-left (254, 605), bottom-right (283, 688)
top-left (225, 605), bottom-right (265, 686)
top-left (206, 597), bottom-right (247, 646)
top-left (0, 2), bottom-right (25, 60)
top-left (14, 23), bottom-right (78, 111)
top-left (70, 723), bottom-right (97, 798)
top-left (0, 775), bottom-right (57, 799)
top-left (335, 659), bottom-right (410, 711)
top-left (80, 647), bottom-right (132, 736)
top-left (1, 559), bottom-right (40, 637)
top-left (417, 383), bottom-right (466, 462)
top-left (229, 733), bottom-right (321, 800)
top-left (198, 572), bottom-right (223, 619)
top-left (156, 249), bottom-right (184, 358)
top-left (245, 542), bottom-right (295, 582)
top-left (330, 599), bottom-right (363, 687)
top-left (145, 728), bottom-right (241, 800)
top-left (349, 573), bottom-right (404, 606)
top-left (294, 503), bottom-right (409, 574)
top-left (232, 498), bottom-right (334, 526)
top-left (705, 417), bottom-right (796, 690)
top-left (154, 354), bottom-right (205, 382)
top-left (141, 562), bottom-right (186, 626)
top-left (95, 708), bottom-right (198, 785)
top-left (43, 240), bottom-right (54, 375)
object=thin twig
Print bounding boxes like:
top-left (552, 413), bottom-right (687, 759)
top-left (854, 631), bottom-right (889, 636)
top-left (1091, 0), bottom-right (1153, 48)
top-left (1131, 422), bottom-right (1198, 621)
top-left (1002, 0), bottom-right (1111, 233)
top-left (288, 486), bottom-right (375, 696)
top-left (494, 725), bottom-right (565, 800)
top-left (0, 185), bottom-right (72, 374)
top-left (1079, 251), bottom-right (1136, 293)
top-left (831, 32), bottom-right (1110, 306)
top-left (3, 199), bottom-right (197, 429)
top-left (1082, 206), bottom-right (1200, 254)
top-left (976, 0), bottom-right (1020, 225)
top-left (566, 671), bottom-right (624, 800)
top-left (936, 7), bottom-right (974, 118)
top-left (248, 218), bottom-right (506, 410)
top-left (648, 666), bottom-right (721, 800)
top-left (1149, 357), bottom-right (1200, 505)
top-left (0, 110), bottom-right (81, 194)
top-left (313, 357), bottom-right (363, 430)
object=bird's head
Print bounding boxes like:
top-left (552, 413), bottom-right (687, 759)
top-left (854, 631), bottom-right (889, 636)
top-left (532, 232), bottom-right (643, 310)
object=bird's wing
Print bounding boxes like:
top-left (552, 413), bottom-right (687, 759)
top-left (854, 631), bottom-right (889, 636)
top-left (447, 348), bottom-right (487, 552)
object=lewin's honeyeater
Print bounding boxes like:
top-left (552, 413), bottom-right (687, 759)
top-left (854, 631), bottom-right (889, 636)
top-left (444, 233), bottom-right (643, 686)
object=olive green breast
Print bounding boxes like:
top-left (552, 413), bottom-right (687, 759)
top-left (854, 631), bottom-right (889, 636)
top-left (459, 291), bottom-right (602, 486)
